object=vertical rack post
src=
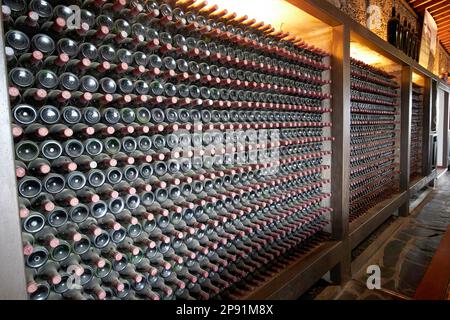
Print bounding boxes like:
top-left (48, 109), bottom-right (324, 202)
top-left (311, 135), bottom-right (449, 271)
top-left (399, 65), bottom-right (412, 216)
top-left (442, 91), bottom-right (449, 169)
top-left (422, 77), bottom-right (432, 177)
top-left (0, 23), bottom-right (27, 299)
top-left (430, 80), bottom-right (438, 186)
top-left (329, 24), bottom-right (351, 284)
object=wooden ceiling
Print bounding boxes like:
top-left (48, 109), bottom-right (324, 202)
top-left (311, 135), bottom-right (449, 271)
top-left (407, 0), bottom-right (450, 53)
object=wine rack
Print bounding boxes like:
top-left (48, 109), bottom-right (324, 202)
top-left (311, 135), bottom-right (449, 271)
top-left (2, 0), bottom-right (333, 300)
top-left (411, 83), bottom-right (423, 179)
top-left (349, 58), bottom-right (400, 222)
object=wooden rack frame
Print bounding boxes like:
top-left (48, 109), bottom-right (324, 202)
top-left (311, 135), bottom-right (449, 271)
top-left (0, 0), bottom-right (449, 300)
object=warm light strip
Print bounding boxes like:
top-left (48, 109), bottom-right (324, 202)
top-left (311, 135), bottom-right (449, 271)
top-left (412, 72), bottom-right (425, 85)
top-left (201, 0), bottom-right (285, 29)
top-left (350, 42), bottom-right (396, 67)
top-left (201, 0), bottom-right (332, 52)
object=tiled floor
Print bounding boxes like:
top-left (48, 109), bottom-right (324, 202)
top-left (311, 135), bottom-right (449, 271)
top-left (335, 173), bottom-right (450, 300)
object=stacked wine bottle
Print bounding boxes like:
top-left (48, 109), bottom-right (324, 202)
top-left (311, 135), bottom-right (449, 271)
top-left (349, 58), bottom-right (400, 221)
top-left (410, 83), bottom-right (423, 179)
top-left (3, 0), bottom-right (333, 300)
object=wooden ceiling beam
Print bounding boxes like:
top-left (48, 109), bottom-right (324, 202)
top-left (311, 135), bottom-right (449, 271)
top-left (436, 16), bottom-right (450, 23)
top-left (434, 13), bottom-right (450, 23)
top-left (413, 0), bottom-right (437, 7)
top-left (439, 32), bottom-right (450, 37)
top-left (414, 0), bottom-right (447, 12)
top-left (407, 0), bottom-right (450, 54)
top-left (439, 39), bottom-right (450, 45)
top-left (436, 19), bottom-right (450, 28)
top-left (438, 27), bottom-right (450, 33)
top-left (438, 34), bottom-right (450, 41)
top-left (438, 33), bottom-right (450, 40)
top-left (438, 36), bottom-right (450, 43)
top-left (429, 3), bottom-right (450, 15)
top-left (437, 27), bottom-right (450, 34)
top-left (439, 32), bottom-right (450, 39)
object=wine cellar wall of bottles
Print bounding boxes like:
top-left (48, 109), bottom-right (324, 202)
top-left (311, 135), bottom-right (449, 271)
top-left (349, 58), bottom-right (400, 222)
top-left (2, 0), bottom-right (334, 300)
top-left (0, 0), bottom-right (448, 301)
top-left (411, 83), bottom-right (423, 179)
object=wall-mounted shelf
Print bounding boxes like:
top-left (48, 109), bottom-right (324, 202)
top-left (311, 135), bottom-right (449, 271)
top-left (349, 192), bottom-right (407, 250)
top-left (241, 240), bottom-right (342, 300)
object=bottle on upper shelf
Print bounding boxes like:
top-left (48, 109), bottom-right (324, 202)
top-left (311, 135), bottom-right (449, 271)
top-left (387, 6), bottom-right (400, 48)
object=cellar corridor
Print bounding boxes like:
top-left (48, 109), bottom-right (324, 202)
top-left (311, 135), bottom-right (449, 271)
top-left (330, 173), bottom-right (450, 300)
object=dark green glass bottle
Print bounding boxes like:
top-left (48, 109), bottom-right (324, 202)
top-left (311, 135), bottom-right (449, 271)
top-left (387, 7), bottom-right (400, 47)
top-left (402, 19), bottom-right (409, 54)
top-left (396, 14), bottom-right (403, 50)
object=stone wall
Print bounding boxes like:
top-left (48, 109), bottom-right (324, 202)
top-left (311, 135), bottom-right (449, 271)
top-left (438, 43), bottom-right (449, 76)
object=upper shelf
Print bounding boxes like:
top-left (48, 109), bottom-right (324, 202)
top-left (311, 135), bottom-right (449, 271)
top-left (205, 0), bottom-right (448, 87)
top-left (350, 40), bottom-right (401, 73)
top-left (413, 71), bottom-right (427, 87)
top-left (285, 0), bottom-right (450, 91)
